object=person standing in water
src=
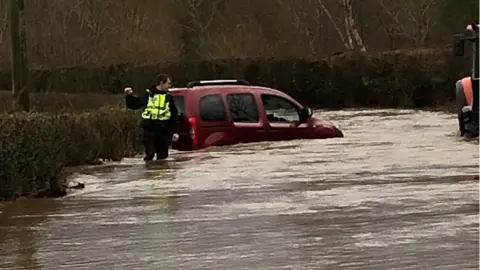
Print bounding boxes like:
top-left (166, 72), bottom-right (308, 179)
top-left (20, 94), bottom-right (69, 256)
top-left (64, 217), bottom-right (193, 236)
top-left (124, 74), bottom-right (179, 161)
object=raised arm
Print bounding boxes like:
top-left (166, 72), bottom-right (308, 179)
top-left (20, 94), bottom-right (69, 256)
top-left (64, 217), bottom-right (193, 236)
top-left (125, 87), bottom-right (148, 110)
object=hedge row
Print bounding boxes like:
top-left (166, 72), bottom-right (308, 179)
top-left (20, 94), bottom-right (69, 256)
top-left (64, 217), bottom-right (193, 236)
top-left (0, 91), bottom-right (124, 113)
top-left (0, 107), bottom-right (143, 201)
top-left (0, 48), bottom-right (469, 109)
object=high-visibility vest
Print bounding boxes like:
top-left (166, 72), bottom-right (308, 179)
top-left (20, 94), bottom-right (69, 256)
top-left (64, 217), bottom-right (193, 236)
top-left (141, 92), bottom-right (171, 120)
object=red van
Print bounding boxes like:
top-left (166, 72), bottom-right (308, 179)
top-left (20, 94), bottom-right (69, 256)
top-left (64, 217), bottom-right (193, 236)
top-left (169, 80), bottom-right (343, 151)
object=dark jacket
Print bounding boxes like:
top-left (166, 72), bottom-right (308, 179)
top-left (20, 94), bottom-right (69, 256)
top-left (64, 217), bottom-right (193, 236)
top-left (126, 86), bottom-right (179, 133)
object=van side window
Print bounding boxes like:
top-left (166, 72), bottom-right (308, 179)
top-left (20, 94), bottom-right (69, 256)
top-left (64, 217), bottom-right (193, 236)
top-left (199, 94), bottom-right (228, 121)
top-left (227, 93), bottom-right (260, 122)
top-left (261, 94), bottom-right (300, 122)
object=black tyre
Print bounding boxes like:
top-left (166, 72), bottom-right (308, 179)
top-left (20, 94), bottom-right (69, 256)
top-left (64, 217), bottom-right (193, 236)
top-left (455, 81), bottom-right (467, 136)
top-left (458, 112), bottom-right (465, 136)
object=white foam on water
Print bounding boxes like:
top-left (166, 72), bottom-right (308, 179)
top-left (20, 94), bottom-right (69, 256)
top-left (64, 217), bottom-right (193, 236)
top-left (302, 181), bottom-right (478, 209)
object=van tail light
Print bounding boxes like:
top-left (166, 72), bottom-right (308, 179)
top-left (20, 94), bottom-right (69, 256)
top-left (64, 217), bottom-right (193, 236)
top-left (188, 116), bottom-right (199, 144)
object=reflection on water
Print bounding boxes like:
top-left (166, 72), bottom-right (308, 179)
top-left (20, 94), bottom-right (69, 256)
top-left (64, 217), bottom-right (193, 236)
top-left (0, 199), bottom-right (61, 270)
top-left (0, 109), bottom-right (478, 270)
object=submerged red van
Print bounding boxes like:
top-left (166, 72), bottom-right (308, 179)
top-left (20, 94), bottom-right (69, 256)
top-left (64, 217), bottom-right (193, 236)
top-left (169, 80), bottom-right (343, 151)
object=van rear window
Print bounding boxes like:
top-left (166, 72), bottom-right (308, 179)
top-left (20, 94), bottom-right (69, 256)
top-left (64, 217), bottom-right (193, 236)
top-left (172, 95), bottom-right (185, 116)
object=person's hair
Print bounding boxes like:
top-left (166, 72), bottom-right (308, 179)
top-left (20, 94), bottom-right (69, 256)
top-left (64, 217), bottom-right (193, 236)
top-left (156, 73), bottom-right (171, 85)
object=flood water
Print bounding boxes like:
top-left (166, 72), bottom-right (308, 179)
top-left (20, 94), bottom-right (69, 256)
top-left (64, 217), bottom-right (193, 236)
top-left (0, 109), bottom-right (478, 270)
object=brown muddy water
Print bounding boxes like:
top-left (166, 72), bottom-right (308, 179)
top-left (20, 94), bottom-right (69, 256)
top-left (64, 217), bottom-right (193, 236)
top-left (0, 109), bottom-right (478, 270)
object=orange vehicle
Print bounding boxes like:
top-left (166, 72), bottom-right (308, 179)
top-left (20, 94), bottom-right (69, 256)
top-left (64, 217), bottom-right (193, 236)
top-left (453, 23), bottom-right (479, 137)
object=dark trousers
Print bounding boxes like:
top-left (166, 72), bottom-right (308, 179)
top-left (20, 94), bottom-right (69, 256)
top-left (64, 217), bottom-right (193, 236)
top-left (143, 128), bottom-right (171, 161)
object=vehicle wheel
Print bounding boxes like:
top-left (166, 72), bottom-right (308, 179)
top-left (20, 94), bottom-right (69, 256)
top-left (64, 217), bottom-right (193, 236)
top-left (455, 84), bottom-right (467, 137)
top-left (458, 112), bottom-right (465, 136)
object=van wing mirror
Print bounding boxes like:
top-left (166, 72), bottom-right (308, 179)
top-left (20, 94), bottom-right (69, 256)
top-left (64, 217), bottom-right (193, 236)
top-left (300, 107), bottom-right (313, 122)
top-left (453, 34), bottom-right (465, 56)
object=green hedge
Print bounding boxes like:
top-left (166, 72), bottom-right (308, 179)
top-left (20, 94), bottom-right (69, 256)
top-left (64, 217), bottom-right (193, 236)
top-left (0, 48), bottom-right (468, 108)
top-left (0, 91), bottom-right (124, 113)
top-left (0, 107), bottom-right (143, 201)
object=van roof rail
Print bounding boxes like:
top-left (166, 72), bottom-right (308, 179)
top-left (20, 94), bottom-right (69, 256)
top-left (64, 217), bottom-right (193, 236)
top-left (187, 79), bottom-right (251, 88)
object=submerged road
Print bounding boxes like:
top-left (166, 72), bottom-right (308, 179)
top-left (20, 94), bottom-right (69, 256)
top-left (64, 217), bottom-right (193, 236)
top-left (0, 109), bottom-right (478, 270)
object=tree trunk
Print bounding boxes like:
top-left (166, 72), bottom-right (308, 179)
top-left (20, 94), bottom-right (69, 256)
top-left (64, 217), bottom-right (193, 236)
top-left (342, 0), bottom-right (367, 52)
top-left (9, 0), bottom-right (29, 112)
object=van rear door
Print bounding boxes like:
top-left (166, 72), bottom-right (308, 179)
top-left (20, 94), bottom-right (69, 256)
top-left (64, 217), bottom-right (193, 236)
top-left (196, 93), bottom-right (235, 148)
top-left (169, 90), bottom-right (194, 150)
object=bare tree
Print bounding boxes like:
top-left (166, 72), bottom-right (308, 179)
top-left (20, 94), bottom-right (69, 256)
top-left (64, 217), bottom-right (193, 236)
top-left (316, 0), bottom-right (353, 51)
top-left (9, 0), bottom-right (29, 111)
top-left (73, 0), bottom-right (116, 63)
top-left (0, 3), bottom-right (8, 43)
top-left (169, 0), bottom-right (225, 59)
top-left (106, 1), bottom-right (182, 64)
top-left (0, 2), bottom-right (9, 69)
top-left (279, 0), bottom-right (366, 56)
top-left (342, 0), bottom-right (366, 52)
top-left (377, 0), bottom-right (446, 47)
top-left (208, 15), bottom-right (270, 58)
top-left (208, 0), bottom-right (296, 59)
top-left (276, 0), bottom-right (327, 58)
top-left (25, 0), bottom-right (93, 67)
top-left (0, 0), bottom-right (475, 69)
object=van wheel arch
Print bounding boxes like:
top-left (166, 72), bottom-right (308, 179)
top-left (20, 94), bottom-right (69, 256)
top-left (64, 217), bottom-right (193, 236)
top-left (202, 132), bottom-right (236, 148)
